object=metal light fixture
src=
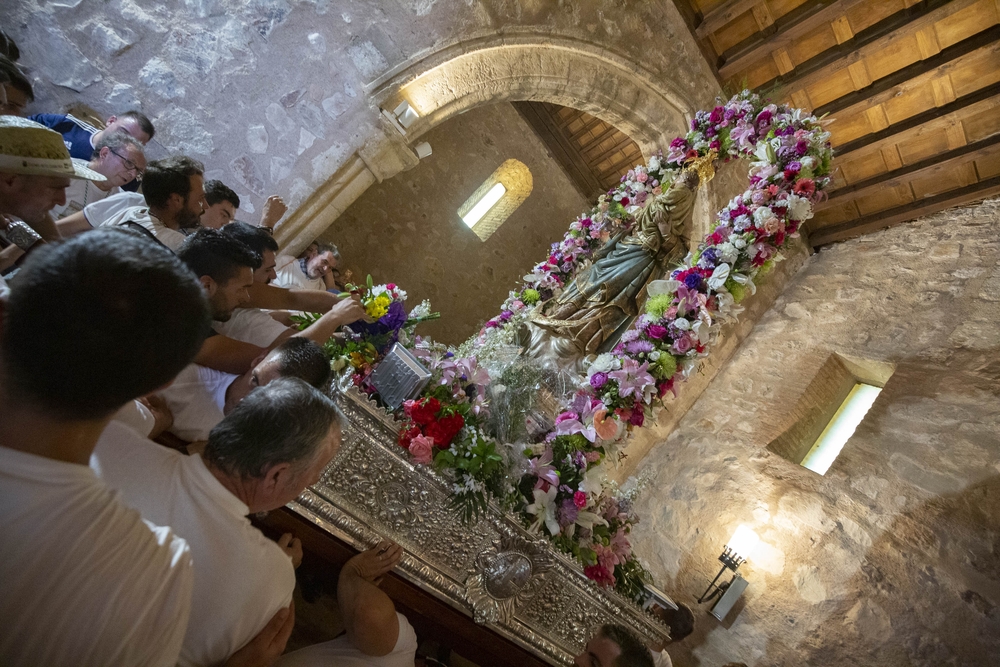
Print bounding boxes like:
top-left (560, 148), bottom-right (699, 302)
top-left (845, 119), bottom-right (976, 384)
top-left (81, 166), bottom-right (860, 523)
top-left (697, 525), bottom-right (759, 620)
top-left (380, 99), bottom-right (420, 136)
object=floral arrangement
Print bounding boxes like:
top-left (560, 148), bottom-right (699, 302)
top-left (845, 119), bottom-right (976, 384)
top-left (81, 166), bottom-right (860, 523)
top-left (294, 277), bottom-right (439, 383)
top-left (474, 89), bottom-right (832, 455)
top-left (330, 91), bottom-right (832, 601)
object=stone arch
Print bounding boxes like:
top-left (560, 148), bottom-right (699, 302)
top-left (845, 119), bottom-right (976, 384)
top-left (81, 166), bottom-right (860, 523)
top-left (277, 34), bottom-right (701, 253)
top-left (370, 33), bottom-right (697, 155)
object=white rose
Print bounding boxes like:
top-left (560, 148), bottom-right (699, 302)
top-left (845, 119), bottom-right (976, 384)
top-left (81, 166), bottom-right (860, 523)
top-left (649, 350), bottom-right (661, 361)
top-left (588, 353), bottom-right (615, 376)
top-left (648, 155), bottom-right (660, 172)
top-left (732, 236), bottom-right (747, 249)
top-left (717, 242), bottom-right (739, 264)
top-left (753, 206), bottom-right (776, 228)
top-left (674, 318), bottom-right (691, 331)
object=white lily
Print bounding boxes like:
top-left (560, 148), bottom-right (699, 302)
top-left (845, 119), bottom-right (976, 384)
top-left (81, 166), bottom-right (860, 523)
top-left (646, 279), bottom-right (680, 297)
top-left (525, 487), bottom-right (560, 536)
top-left (707, 263), bottom-right (730, 291)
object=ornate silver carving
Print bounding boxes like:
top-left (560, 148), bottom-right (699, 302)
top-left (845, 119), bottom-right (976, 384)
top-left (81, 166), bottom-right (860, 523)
top-left (291, 383), bottom-right (670, 665)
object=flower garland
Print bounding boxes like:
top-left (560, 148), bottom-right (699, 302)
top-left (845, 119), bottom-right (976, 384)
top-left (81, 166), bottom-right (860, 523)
top-left (321, 91), bottom-right (833, 601)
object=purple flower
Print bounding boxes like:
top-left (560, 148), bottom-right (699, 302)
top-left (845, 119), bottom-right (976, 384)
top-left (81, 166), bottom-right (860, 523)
top-left (786, 160), bottom-right (802, 174)
top-left (646, 324), bottom-right (668, 339)
top-left (590, 372), bottom-right (609, 389)
top-left (709, 106), bottom-right (724, 124)
top-left (608, 359), bottom-right (655, 400)
top-left (499, 310), bottom-right (513, 321)
top-left (559, 498), bottom-right (579, 527)
top-left (684, 273), bottom-right (703, 290)
top-left (625, 340), bottom-right (654, 355)
top-left (379, 299), bottom-right (407, 330)
top-left (795, 139), bottom-right (809, 156)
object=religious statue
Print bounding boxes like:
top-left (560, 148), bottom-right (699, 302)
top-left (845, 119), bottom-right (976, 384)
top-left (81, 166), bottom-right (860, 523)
top-left (525, 169), bottom-right (701, 372)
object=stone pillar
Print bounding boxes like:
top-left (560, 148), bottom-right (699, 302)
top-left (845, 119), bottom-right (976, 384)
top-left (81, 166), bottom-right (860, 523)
top-left (275, 126), bottom-right (419, 256)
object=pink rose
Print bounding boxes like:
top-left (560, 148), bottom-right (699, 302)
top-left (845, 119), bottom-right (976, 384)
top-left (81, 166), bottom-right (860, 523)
top-left (672, 336), bottom-right (692, 354)
top-left (646, 324), bottom-right (668, 339)
top-left (636, 171), bottom-right (648, 183)
top-left (408, 435), bottom-right (435, 465)
top-left (574, 491), bottom-right (588, 509)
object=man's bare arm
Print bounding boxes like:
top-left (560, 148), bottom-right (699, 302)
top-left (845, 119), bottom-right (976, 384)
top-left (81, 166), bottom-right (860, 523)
top-left (246, 282), bottom-right (339, 312)
top-left (194, 335), bottom-right (266, 375)
top-left (291, 298), bottom-right (366, 346)
top-left (338, 542), bottom-right (403, 657)
top-left (56, 210), bottom-right (93, 237)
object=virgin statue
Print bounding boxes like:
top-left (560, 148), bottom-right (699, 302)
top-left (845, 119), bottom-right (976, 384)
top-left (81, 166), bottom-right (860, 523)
top-left (525, 169), bottom-right (701, 372)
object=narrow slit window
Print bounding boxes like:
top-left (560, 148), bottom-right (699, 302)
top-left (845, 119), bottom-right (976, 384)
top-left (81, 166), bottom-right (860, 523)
top-left (800, 383), bottom-right (881, 475)
top-left (457, 159), bottom-right (532, 241)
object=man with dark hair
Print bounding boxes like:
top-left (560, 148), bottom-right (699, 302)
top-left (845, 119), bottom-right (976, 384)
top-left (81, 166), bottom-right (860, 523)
top-left (0, 54), bottom-right (32, 116)
top-left (100, 156), bottom-right (207, 250)
top-left (158, 336), bottom-right (331, 443)
top-left (52, 132), bottom-right (146, 219)
top-left (201, 179), bottom-right (241, 229)
top-left (649, 602), bottom-right (694, 666)
top-left (177, 228), bottom-right (260, 322)
top-left (93, 377), bottom-right (343, 667)
top-left (29, 108), bottom-right (154, 160)
top-left (575, 624), bottom-right (655, 667)
top-left (0, 228), bottom-right (211, 666)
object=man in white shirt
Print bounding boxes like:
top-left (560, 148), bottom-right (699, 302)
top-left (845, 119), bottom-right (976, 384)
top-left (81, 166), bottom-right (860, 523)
top-left (101, 155), bottom-right (208, 251)
top-left (94, 377), bottom-right (343, 667)
top-left (160, 337), bottom-right (331, 443)
top-left (274, 242), bottom-right (340, 291)
top-left (51, 132), bottom-right (146, 219)
top-left (0, 229), bottom-right (212, 666)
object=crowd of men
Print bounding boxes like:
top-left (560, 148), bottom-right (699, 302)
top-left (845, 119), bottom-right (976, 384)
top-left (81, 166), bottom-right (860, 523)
top-left (0, 29), bottom-right (689, 667)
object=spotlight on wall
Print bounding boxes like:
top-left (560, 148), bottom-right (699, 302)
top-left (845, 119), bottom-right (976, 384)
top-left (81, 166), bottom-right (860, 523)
top-left (381, 100), bottom-right (420, 136)
top-left (415, 141), bottom-right (432, 159)
top-left (697, 525), bottom-right (759, 621)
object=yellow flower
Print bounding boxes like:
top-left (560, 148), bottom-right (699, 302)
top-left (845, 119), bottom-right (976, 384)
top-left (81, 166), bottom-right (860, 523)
top-left (365, 294), bottom-right (392, 319)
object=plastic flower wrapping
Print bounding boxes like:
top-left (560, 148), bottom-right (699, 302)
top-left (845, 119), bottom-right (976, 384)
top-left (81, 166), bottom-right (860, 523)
top-left (304, 91), bottom-right (832, 602)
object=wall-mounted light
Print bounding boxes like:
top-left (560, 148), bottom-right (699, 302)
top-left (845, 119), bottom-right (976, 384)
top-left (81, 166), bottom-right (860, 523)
top-left (380, 100), bottom-right (420, 136)
top-left (414, 141), bottom-right (432, 159)
top-left (697, 525), bottom-right (758, 621)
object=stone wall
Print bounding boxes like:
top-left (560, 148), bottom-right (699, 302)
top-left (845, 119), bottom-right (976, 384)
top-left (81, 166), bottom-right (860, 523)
top-left (630, 199), bottom-right (1000, 666)
top-left (0, 0), bottom-right (718, 245)
top-left (318, 102), bottom-right (589, 345)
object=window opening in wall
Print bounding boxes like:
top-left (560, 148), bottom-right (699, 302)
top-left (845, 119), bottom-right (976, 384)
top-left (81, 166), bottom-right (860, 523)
top-left (800, 383), bottom-right (882, 475)
top-left (766, 353), bottom-right (894, 475)
top-left (462, 182), bottom-right (506, 227)
top-left (457, 159), bottom-right (533, 241)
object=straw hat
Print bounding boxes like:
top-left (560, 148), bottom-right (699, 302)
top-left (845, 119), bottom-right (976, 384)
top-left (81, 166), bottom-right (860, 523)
top-left (0, 115), bottom-right (105, 181)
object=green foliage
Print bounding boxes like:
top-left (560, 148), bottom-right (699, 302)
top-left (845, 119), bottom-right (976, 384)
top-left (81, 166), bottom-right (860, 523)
top-left (649, 353), bottom-right (677, 381)
top-left (645, 294), bottom-right (674, 320)
top-left (724, 277), bottom-right (747, 303)
top-left (521, 288), bottom-right (541, 305)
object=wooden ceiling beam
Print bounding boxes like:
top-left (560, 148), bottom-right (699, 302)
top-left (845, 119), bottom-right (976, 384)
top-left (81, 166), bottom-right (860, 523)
top-left (579, 124), bottom-right (623, 153)
top-left (695, 0), bottom-right (762, 38)
top-left (667, 0), bottom-right (724, 82)
top-left (566, 116), bottom-right (607, 142)
top-left (819, 134), bottom-right (1000, 209)
top-left (512, 102), bottom-right (605, 199)
top-left (813, 27), bottom-right (1000, 118)
top-left (833, 86), bottom-right (1000, 158)
top-left (587, 137), bottom-right (639, 168)
top-left (717, 0), bottom-right (869, 79)
top-left (748, 0), bottom-right (984, 97)
top-left (809, 175), bottom-right (1000, 246)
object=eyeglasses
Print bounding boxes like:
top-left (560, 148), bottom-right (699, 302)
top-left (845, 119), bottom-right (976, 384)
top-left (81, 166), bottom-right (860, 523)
top-left (109, 148), bottom-right (144, 181)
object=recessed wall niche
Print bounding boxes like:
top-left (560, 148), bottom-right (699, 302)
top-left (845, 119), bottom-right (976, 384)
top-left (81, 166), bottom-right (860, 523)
top-left (766, 353), bottom-right (895, 473)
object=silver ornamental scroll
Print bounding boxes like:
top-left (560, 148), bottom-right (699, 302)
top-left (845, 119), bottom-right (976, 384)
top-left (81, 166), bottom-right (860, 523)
top-left (288, 382), bottom-right (670, 666)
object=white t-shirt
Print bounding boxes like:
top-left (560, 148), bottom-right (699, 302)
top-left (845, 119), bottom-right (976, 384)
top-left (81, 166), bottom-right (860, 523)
top-left (0, 435), bottom-right (193, 667)
top-left (276, 612), bottom-right (418, 667)
top-left (101, 205), bottom-right (188, 251)
top-left (274, 254), bottom-right (326, 291)
top-left (52, 179), bottom-right (118, 220)
top-left (112, 399), bottom-right (157, 437)
top-left (212, 307), bottom-right (292, 347)
top-left (83, 190), bottom-right (145, 227)
top-left (652, 648), bottom-right (674, 667)
top-left (0, 273), bottom-right (8, 299)
top-left (158, 363), bottom-right (238, 442)
top-left (92, 424), bottom-right (296, 667)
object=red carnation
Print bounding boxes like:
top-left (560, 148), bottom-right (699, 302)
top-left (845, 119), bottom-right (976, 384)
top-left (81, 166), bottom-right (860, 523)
top-left (398, 424), bottom-right (422, 449)
top-left (409, 397), bottom-right (441, 426)
top-left (426, 413), bottom-right (465, 447)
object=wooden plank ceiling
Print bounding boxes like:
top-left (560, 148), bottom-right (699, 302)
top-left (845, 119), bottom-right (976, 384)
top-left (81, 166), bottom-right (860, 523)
top-left (671, 0), bottom-right (1000, 246)
top-left (513, 101), bottom-right (645, 200)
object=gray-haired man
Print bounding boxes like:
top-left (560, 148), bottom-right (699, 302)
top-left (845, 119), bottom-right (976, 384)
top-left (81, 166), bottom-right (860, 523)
top-left (92, 377), bottom-right (343, 667)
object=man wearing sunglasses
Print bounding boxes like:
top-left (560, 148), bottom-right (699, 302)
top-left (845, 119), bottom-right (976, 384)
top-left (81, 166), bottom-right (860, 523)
top-left (51, 132), bottom-right (146, 220)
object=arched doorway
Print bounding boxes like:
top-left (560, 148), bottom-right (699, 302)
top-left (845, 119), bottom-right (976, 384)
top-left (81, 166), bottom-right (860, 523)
top-left (275, 34), bottom-right (700, 253)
